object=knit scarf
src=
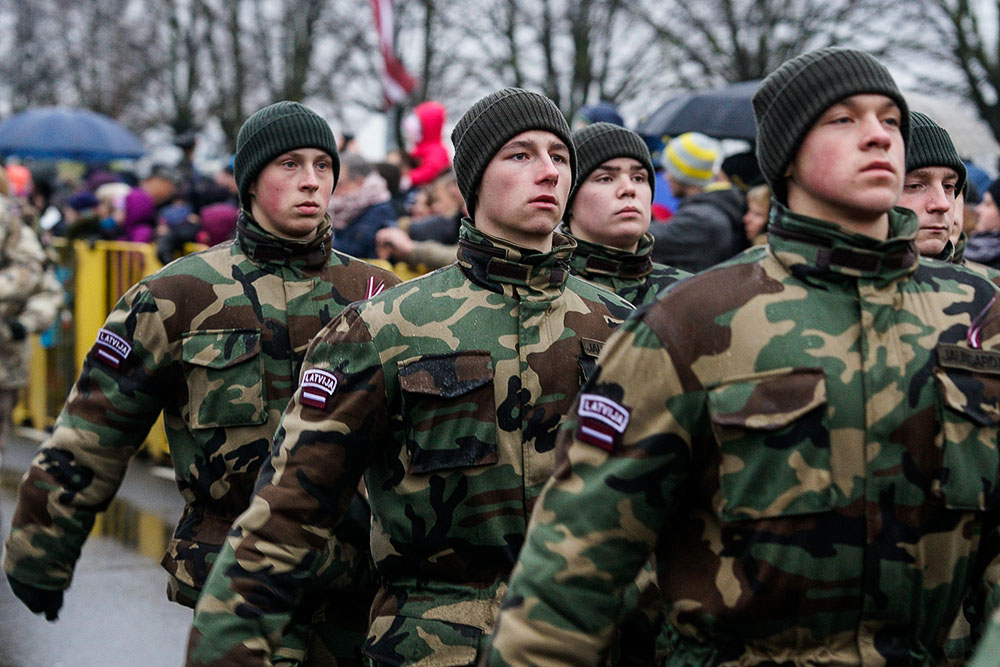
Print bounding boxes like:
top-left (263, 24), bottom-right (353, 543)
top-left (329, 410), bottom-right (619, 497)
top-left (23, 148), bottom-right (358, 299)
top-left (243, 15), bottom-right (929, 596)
top-left (328, 172), bottom-right (391, 230)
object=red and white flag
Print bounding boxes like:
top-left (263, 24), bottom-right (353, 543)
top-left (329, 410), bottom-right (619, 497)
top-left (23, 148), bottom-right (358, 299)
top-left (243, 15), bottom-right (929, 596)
top-left (371, 0), bottom-right (417, 108)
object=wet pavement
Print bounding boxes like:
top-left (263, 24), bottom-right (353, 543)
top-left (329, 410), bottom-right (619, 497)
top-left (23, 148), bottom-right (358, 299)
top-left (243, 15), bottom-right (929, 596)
top-left (0, 432), bottom-right (190, 667)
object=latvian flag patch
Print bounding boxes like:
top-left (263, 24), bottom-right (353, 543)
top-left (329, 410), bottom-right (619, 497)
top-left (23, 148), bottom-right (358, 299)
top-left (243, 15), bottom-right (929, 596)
top-left (301, 368), bottom-right (338, 410)
top-left (95, 328), bottom-right (132, 369)
top-left (576, 393), bottom-right (630, 453)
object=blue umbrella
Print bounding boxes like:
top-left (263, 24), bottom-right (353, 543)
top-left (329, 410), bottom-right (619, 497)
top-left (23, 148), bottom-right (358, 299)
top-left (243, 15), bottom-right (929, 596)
top-left (636, 80), bottom-right (760, 142)
top-left (0, 106), bottom-right (145, 162)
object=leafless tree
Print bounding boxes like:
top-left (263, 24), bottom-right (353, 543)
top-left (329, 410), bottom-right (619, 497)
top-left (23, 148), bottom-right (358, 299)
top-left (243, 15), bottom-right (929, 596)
top-left (902, 0), bottom-right (1000, 146)
top-left (631, 0), bottom-right (893, 88)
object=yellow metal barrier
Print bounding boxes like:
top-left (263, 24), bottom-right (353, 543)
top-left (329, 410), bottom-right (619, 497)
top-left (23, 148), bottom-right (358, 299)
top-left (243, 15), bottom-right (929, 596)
top-left (20, 241), bottom-right (431, 465)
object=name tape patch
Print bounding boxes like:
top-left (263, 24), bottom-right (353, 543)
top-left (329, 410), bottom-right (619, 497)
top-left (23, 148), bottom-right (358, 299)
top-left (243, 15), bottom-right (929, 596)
top-left (937, 343), bottom-right (1000, 375)
top-left (95, 328), bottom-right (132, 369)
top-left (300, 368), bottom-right (338, 409)
top-left (580, 338), bottom-right (604, 358)
top-left (576, 394), bottom-right (630, 452)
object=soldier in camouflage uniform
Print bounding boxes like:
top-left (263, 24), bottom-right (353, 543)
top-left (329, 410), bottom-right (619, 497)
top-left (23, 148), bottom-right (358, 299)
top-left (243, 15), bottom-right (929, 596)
top-left (563, 122), bottom-right (688, 306)
top-left (3, 101), bottom-right (398, 664)
top-left (0, 191), bottom-right (58, 466)
top-left (898, 111), bottom-right (966, 262)
top-left (486, 48), bottom-right (1000, 666)
top-left (185, 88), bottom-right (634, 666)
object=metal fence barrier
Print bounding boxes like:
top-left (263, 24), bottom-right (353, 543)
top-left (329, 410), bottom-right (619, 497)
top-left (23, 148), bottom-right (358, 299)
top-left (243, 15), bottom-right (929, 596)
top-left (15, 240), bottom-right (429, 464)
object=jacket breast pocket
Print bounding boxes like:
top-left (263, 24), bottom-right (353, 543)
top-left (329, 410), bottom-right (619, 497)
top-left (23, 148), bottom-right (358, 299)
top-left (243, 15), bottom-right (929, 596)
top-left (398, 351), bottom-right (498, 474)
top-left (181, 329), bottom-right (266, 430)
top-left (934, 366), bottom-right (1000, 510)
top-left (707, 367), bottom-right (833, 522)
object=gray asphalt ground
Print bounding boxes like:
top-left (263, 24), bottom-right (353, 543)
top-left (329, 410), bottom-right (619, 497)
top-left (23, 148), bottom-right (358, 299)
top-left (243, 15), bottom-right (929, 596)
top-left (0, 431), bottom-right (190, 667)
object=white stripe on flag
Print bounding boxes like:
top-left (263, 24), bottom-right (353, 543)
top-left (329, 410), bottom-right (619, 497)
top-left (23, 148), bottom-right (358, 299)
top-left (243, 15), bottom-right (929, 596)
top-left (580, 424), bottom-right (613, 444)
top-left (303, 390), bottom-right (327, 404)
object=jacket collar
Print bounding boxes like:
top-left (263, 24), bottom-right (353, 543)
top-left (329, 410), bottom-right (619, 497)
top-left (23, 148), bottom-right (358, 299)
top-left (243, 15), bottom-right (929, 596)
top-left (767, 203), bottom-right (919, 282)
top-left (236, 212), bottom-right (332, 272)
top-left (951, 232), bottom-right (967, 264)
top-left (564, 228), bottom-right (654, 280)
top-left (456, 218), bottom-right (572, 297)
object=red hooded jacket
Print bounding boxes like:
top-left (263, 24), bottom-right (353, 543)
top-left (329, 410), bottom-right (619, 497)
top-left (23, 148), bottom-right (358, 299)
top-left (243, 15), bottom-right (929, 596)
top-left (408, 101), bottom-right (450, 187)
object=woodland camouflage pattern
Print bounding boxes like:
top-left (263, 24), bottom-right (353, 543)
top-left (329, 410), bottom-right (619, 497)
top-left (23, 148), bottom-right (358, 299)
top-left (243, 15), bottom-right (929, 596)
top-left (969, 605), bottom-right (1000, 665)
top-left (564, 230), bottom-right (689, 306)
top-left (0, 196), bottom-right (56, 390)
top-left (186, 219), bottom-right (633, 666)
top-left (487, 204), bottom-right (1000, 666)
top-left (3, 213), bottom-right (398, 664)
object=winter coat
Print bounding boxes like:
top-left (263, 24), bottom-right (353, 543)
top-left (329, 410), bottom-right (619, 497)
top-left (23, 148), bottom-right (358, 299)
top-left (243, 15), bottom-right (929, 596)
top-left (650, 185), bottom-right (749, 272)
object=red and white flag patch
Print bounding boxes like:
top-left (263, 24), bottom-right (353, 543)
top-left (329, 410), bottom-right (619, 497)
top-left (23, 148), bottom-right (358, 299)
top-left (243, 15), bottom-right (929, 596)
top-left (366, 275), bottom-right (386, 299)
top-left (576, 394), bottom-right (630, 453)
top-left (95, 328), bottom-right (132, 369)
top-left (301, 368), bottom-right (338, 410)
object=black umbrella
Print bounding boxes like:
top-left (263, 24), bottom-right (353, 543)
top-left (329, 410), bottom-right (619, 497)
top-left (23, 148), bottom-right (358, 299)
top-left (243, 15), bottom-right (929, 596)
top-left (636, 80), bottom-right (760, 142)
top-left (0, 106), bottom-right (145, 162)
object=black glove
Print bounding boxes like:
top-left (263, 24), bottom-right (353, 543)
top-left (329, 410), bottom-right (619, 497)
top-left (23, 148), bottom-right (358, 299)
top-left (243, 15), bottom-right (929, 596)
top-left (6, 319), bottom-right (26, 341)
top-left (6, 575), bottom-right (63, 621)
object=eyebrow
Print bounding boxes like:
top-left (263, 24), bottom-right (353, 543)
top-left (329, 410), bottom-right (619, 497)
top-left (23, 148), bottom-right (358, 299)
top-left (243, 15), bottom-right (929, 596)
top-left (278, 150), bottom-right (330, 160)
top-left (906, 167), bottom-right (958, 181)
top-left (595, 163), bottom-right (645, 174)
top-left (501, 139), bottom-right (569, 153)
top-left (831, 98), bottom-right (899, 115)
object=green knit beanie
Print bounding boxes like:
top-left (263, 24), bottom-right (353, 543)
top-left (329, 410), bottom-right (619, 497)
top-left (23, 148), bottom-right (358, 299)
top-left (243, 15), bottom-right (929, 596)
top-left (906, 111), bottom-right (966, 193)
top-left (567, 122), bottom-right (655, 212)
top-left (234, 101), bottom-right (340, 210)
top-left (753, 47), bottom-right (910, 201)
top-left (451, 88), bottom-right (575, 216)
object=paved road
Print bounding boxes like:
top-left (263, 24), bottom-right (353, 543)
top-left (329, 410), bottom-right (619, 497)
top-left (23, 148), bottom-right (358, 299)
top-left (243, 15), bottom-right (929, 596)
top-left (0, 460), bottom-right (190, 666)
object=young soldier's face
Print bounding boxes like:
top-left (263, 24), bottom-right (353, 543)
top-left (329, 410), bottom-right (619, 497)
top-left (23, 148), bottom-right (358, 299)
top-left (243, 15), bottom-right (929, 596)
top-left (249, 148), bottom-right (335, 240)
top-left (569, 157), bottom-right (651, 252)
top-left (898, 166), bottom-right (958, 256)
top-left (785, 94), bottom-right (904, 237)
top-left (475, 130), bottom-right (572, 252)
top-left (976, 192), bottom-right (1000, 233)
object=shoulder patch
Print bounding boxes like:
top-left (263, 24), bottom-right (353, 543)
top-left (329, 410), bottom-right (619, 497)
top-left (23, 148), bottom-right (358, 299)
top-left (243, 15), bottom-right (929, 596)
top-left (95, 328), bottom-right (132, 369)
top-left (576, 393), bottom-right (630, 452)
top-left (300, 368), bottom-right (338, 409)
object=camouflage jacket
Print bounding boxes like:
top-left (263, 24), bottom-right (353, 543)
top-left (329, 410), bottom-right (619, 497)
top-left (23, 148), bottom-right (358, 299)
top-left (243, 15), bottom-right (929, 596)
top-left (186, 219), bottom-right (634, 666)
top-left (3, 213), bottom-right (399, 605)
top-left (0, 195), bottom-right (50, 390)
top-left (969, 606), bottom-right (1000, 666)
top-left (563, 229), bottom-right (689, 306)
top-left (487, 204), bottom-right (1000, 666)
top-left (951, 233), bottom-right (1000, 290)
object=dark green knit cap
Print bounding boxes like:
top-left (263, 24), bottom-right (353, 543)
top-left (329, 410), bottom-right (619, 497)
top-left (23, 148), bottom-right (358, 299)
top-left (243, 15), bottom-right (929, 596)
top-left (234, 101), bottom-right (340, 210)
top-left (451, 88), bottom-right (575, 216)
top-left (568, 122), bottom-right (655, 212)
top-left (906, 111), bottom-right (966, 193)
top-left (753, 47), bottom-right (910, 201)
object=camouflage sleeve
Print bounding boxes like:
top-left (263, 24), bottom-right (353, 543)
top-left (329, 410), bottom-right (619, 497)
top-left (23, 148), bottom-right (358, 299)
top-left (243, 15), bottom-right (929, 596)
top-left (0, 216), bottom-right (45, 319)
top-left (486, 312), bottom-right (692, 666)
top-left (970, 605), bottom-right (1000, 666)
top-left (187, 306), bottom-right (388, 666)
top-left (17, 264), bottom-right (64, 334)
top-left (2, 281), bottom-right (171, 591)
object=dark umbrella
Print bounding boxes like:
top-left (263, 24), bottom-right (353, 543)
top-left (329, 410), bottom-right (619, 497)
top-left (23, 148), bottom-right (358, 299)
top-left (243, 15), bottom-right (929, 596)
top-left (636, 80), bottom-right (760, 142)
top-left (0, 106), bottom-right (145, 162)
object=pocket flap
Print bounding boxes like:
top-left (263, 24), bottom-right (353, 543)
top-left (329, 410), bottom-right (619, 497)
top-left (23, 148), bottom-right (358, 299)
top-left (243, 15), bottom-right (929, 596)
top-left (936, 367), bottom-right (1000, 427)
top-left (398, 351), bottom-right (493, 398)
top-left (708, 368), bottom-right (827, 430)
top-left (181, 329), bottom-right (261, 369)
